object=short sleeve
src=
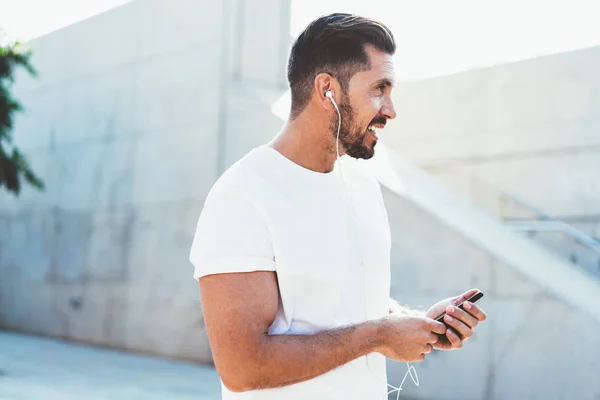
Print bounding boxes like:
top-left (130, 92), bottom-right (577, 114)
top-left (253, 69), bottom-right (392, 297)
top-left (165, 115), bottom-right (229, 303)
top-left (189, 187), bottom-right (276, 280)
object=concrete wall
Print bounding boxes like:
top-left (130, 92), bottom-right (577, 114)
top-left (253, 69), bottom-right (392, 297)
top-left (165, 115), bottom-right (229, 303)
top-left (2, 2), bottom-right (599, 399)
top-left (0, 0), bottom-right (290, 363)
top-left (386, 46), bottom-right (600, 222)
top-left (382, 187), bottom-right (600, 400)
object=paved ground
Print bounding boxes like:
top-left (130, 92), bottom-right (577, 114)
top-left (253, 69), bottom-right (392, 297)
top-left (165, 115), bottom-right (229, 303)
top-left (0, 331), bottom-right (222, 399)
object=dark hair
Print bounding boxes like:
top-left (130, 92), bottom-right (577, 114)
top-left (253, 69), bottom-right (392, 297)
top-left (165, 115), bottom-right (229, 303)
top-left (287, 13), bottom-right (396, 119)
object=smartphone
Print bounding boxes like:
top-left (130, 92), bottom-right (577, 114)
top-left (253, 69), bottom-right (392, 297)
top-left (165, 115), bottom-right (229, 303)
top-left (435, 290), bottom-right (484, 323)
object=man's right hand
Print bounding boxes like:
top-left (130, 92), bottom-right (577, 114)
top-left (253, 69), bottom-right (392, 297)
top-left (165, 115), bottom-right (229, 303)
top-left (376, 314), bottom-right (447, 362)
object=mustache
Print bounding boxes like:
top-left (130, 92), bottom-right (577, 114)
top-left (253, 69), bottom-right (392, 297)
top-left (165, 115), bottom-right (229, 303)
top-left (369, 117), bottom-right (387, 127)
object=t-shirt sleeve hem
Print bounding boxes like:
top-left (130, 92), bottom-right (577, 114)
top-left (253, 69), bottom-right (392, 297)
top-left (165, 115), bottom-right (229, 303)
top-left (192, 256), bottom-right (276, 280)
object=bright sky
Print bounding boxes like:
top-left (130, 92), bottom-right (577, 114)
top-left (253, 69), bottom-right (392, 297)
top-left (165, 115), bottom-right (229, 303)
top-left (1, 0), bottom-right (599, 81)
top-left (291, 0), bottom-right (600, 81)
top-left (0, 0), bottom-right (133, 44)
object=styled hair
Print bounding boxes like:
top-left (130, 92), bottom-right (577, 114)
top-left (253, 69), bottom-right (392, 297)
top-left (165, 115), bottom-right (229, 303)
top-left (287, 13), bottom-right (396, 118)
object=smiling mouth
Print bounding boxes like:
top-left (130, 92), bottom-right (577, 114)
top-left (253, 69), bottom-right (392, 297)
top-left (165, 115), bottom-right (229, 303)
top-left (367, 124), bottom-right (384, 138)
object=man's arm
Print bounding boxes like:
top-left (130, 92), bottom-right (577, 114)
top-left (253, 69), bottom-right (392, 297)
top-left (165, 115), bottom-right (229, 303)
top-left (192, 187), bottom-right (445, 392)
top-left (200, 271), bottom-right (384, 392)
top-left (389, 297), bottom-right (425, 317)
top-left (199, 271), bottom-right (445, 393)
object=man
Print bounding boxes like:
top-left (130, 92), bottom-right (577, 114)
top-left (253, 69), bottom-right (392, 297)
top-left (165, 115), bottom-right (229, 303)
top-left (189, 13), bottom-right (487, 399)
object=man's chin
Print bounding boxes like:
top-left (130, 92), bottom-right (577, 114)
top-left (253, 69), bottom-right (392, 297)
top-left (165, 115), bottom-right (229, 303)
top-left (361, 150), bottom-right (375, 160)
top-left (347, 145), bottom-right (376, 160)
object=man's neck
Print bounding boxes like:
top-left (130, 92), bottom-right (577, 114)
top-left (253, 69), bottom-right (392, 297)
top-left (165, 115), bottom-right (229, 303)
top-left (270, 112), bottom-right (339, 174)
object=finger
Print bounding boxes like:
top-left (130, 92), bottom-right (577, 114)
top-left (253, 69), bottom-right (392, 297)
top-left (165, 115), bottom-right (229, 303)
top-left (427, 332), bottom-right (439, 344)
top-left (424, 343), bottom-right (433, 354)
top-left (428, 320), bottom-right (447, 335)
top-left (445, 328), bottom-right (463, 348)
top-left (419, 343), bottom-right (433, 355)
top-left (444, 314), bottom-right (473, 339)
top-left (433, 334), bottom-right (452, 351)
top-left (453, 289), bottom-right (480, 306)
top-left (420, 331), bottom-right (439, 345)
top-left (447, 305), bottom-right (479, 328)
top-left (463, 301), bottom-right (487, 321)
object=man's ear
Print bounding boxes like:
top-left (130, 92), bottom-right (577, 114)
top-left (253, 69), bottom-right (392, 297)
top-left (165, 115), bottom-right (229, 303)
top-left (314, 73), bottom-right (339, 110)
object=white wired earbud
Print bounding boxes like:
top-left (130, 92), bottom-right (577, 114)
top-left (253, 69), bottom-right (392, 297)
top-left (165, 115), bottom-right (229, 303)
top-left (325, 89), bottom-right (419, 399)
top-left (325, 90), bottom-right (341, 163)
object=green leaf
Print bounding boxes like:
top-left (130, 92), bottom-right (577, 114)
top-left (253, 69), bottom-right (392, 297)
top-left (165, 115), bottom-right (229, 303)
top-left (0, 40), bottom-right (43, 196)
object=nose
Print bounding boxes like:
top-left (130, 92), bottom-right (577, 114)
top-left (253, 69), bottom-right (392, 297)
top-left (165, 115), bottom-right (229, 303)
top-left (382, 96), bottom-right (397, 120)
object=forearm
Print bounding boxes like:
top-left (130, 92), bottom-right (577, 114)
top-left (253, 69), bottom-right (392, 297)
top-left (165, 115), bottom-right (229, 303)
top-left (389, 298), bottom-right (425, 317)
top-left (228, 320), bottom-right (383, 392)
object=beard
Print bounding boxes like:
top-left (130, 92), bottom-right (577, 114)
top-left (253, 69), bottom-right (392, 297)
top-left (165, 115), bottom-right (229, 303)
top-left (328, 93), bottom-right (376, 160)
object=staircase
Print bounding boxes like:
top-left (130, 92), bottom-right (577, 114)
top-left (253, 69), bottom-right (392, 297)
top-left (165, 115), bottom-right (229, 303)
top-left (455, 173), bottom-right (600, 279)
top-left (361, 142), bottom-right (600, 322)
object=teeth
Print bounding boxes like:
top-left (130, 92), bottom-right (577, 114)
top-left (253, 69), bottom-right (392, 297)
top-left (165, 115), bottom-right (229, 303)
top-left (368, 126), bottom-right (379, 134)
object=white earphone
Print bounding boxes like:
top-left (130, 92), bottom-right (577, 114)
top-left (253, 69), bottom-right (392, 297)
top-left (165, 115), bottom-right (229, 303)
top-left (325, 90), bottom-right (342, 162)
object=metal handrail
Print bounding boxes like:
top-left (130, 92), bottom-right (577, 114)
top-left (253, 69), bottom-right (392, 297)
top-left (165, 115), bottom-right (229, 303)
top-left (505, 214), bottom-right (600, 223)
top-left (469, 175), bottom-right (600, 255)
top-left (505, 220), bottom-right (600, 253)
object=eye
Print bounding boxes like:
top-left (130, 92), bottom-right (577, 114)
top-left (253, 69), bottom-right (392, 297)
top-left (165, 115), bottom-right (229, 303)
top-left (377, 84), bottom-right (386, 93)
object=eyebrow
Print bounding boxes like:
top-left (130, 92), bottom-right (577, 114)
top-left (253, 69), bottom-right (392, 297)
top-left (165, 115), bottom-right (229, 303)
top-left (374, 78), bottom-right (395, 88)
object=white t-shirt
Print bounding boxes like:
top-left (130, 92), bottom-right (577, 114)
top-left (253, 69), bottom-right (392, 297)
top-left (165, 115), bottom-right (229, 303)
top-left (189, 144), bottom-right (392, 399)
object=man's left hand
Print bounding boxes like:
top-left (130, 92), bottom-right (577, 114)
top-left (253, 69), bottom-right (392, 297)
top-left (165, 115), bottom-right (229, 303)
top-left (425, 289), bottom-right (487, 351)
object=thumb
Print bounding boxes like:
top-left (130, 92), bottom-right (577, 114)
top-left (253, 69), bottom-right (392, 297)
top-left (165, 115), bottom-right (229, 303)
top-left (452, 288), bottom-right (480, 305)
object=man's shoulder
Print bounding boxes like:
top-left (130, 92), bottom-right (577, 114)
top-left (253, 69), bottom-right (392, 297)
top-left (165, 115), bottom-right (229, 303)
top-left (207, 145), bottom-right (271, 200)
